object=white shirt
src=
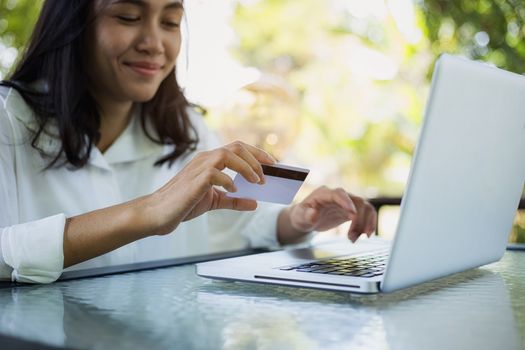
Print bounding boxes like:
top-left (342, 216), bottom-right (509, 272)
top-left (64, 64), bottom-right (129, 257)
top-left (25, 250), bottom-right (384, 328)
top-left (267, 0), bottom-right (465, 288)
top-left (0, 86), bottom-right (284, 283)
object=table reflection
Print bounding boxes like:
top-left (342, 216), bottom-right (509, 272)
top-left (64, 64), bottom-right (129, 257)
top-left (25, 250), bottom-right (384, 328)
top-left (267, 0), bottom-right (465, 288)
top-left (0, 258), bottom-right (521, 350)
top-left (197, 269), bottom-right (519, 349)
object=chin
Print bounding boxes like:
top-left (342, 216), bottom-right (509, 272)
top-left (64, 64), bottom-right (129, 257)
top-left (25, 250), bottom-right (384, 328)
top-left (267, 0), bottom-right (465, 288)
top-left (128, 89), bottom-right (159, 102)
top-left (134, 94), bottom-right (157, 102)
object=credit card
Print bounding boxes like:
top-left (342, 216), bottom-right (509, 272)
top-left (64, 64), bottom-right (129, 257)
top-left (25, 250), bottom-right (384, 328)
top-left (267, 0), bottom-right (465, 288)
top-left (226, 163), bottom-right (310, 205)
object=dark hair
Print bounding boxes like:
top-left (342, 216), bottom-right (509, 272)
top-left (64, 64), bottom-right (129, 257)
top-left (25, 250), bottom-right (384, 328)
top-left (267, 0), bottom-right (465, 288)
top-left (1, 0), bottom-right (198, 169)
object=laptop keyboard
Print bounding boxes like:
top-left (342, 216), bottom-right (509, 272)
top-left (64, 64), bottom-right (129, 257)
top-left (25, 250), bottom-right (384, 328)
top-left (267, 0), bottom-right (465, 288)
top-left (278, 251), bottom-right (389, 278)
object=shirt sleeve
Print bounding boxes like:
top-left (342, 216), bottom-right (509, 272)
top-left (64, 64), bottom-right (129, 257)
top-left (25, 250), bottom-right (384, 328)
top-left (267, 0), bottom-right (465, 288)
top-left (0, 92), bottom-right (65, 283)
top-left (1, 215), bottom-right (66, 283)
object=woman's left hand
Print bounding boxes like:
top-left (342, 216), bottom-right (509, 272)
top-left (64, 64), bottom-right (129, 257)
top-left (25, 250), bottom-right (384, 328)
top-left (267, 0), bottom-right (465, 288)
top-left (288, 186), bottom-right (377, 242)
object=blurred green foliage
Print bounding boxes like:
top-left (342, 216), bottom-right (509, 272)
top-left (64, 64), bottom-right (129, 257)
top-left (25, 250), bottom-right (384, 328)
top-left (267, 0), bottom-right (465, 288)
top-left (0, 0), bottom-right (42, 78)
top-left (421, 0), bottom-right (525, 75)
top-left (228, 0), bottom-right (524, 197)
top-left (229, 0), bottom-right (421, 195)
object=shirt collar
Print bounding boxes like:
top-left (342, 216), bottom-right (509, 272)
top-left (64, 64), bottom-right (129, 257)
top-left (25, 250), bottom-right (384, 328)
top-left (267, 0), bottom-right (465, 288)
top-left (102, 105), bottom-right (163, 166)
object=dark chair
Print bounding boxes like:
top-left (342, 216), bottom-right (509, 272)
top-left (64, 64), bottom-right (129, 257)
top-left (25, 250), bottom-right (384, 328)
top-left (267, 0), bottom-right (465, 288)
top-left (368, 197), bottom-right (525, 236)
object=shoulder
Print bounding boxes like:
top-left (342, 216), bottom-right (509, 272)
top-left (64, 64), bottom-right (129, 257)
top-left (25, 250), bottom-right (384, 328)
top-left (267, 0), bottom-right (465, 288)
top-left (186, 106), bottom-right (207, 133)
top-left (0, 86), bottom-right (59, 157)
top-left (186, 106), bottom-right (223, 151)
top-left (0, 85), bottom-right (14, 112)
top-left (0, 85), bottom-right (39, 132)
top-left (0, 85), bottom-right (10, 101)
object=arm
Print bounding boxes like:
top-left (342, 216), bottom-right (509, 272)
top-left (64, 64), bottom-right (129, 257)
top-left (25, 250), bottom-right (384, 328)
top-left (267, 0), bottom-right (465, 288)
top-left (63, 196), bottom-right (152, 268)
top-left (65, 142), bottom-right (276, 268)
top-left (0, 97), bottom-right (65, 282)
top-left (1, 90), bottom-right (276, 280)
top-left (1, 130), bottom-right (273, 281)
top-left (0, 99), bottom-right (136, 275)
top-left (276, 206), bottom-right (308, 245)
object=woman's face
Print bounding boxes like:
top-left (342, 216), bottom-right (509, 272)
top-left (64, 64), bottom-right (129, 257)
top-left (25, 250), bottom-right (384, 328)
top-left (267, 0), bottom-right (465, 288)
top-left (87, 0), bottom-right (183, 103)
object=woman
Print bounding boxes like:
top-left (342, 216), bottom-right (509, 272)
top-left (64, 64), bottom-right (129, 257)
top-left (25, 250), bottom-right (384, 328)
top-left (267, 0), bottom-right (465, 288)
top-left (0, 0), bottom-right (376, 283)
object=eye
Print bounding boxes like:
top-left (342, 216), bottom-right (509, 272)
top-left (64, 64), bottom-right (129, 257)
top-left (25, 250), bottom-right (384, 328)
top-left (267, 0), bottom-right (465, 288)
top-left (116, 15), bottom-right (140, 23)
top-left (162, 20), bottom-right (180, 29)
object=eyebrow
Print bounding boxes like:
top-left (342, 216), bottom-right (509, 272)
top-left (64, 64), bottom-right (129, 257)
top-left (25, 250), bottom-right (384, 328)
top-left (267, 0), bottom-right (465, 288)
top-left (110, 0), bottom-right (183, 10)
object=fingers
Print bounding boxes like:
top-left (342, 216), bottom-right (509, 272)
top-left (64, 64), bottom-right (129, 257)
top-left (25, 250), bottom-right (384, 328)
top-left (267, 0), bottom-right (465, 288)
top-left (365, 208), bottom-right (377, 238)
top-left (302, 186), bottom-right (356, 217)
top-left (205, 168), bottom-right (237, 193)
top-left (225, 142), bottom-right (267, 184)
top-left (348, 197), bottom-right (377, 242)
top-left (358, 197), bottom-right (377, 236)
top-left (211, 148), bottom-right (262, 184)
top-left (331, 188), bottom-right (357, 216)
top-left (209, 141), bottom-right (276, 185)
top-left (228, 141), bottom-right (276, 166)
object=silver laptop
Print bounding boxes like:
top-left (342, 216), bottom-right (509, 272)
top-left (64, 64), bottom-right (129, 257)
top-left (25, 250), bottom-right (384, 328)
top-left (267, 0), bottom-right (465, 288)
top-left (196, 54), bottom-right (525, 293)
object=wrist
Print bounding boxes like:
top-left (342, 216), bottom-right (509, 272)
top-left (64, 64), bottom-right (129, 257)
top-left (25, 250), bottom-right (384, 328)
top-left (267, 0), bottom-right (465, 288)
top-left (288, 204), bottom-right (313, 234)
top-left (277, 205), bottom-right (311, 245)
top-left (127, 194), bottom-right (164, 237)
top-left (133, 193), bottom-right (181, 236)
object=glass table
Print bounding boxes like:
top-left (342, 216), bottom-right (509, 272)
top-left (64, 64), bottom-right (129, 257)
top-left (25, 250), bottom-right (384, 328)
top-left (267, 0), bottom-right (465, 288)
top-left (0, 250), bottom-right (523, 350)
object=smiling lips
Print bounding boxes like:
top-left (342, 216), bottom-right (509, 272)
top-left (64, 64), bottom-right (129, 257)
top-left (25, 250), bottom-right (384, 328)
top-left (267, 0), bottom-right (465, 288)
top-left (124, 61), bottom-right (163, 77)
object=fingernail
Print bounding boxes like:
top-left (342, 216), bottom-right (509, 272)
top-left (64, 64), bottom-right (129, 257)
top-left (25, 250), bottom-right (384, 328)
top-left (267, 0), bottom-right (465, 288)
top-left (267, 154), bottom-right (277, 163)
top-left (253, 173), bottom-right (261, 183)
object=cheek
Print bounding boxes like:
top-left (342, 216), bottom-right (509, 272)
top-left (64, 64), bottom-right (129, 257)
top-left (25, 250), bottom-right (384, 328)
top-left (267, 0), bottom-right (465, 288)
top-left (92, 22), bottom-right (134, 67)
top-left (97, 36), bottom-right (129, 65)
top-left (165, 34), bottom-right (182, 65)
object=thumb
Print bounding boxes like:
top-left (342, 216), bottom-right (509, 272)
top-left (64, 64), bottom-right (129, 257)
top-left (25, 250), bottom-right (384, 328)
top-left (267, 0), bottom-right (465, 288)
top-left (215, 190), bottom-right (258, 211)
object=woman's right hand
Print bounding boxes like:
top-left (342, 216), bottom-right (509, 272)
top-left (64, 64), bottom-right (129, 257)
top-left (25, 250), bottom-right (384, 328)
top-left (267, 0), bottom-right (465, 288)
top-left (144, 141), bottom-right (276, 235)
top-left (62, 141), bottom-right (275, 268)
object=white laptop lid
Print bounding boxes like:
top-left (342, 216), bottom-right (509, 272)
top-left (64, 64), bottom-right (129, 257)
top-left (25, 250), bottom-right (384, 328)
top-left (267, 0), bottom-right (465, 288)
top-left (381, 55), bottom-right (525, 292)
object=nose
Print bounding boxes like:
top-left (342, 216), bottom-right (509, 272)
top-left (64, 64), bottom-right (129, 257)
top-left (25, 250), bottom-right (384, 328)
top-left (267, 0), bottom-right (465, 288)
top-left (136, 23), bottom-right (164, 55)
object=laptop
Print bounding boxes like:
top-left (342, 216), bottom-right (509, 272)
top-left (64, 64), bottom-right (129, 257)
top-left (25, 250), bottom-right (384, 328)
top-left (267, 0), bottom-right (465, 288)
top-left (196, 54), bottom-right (525, 293)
